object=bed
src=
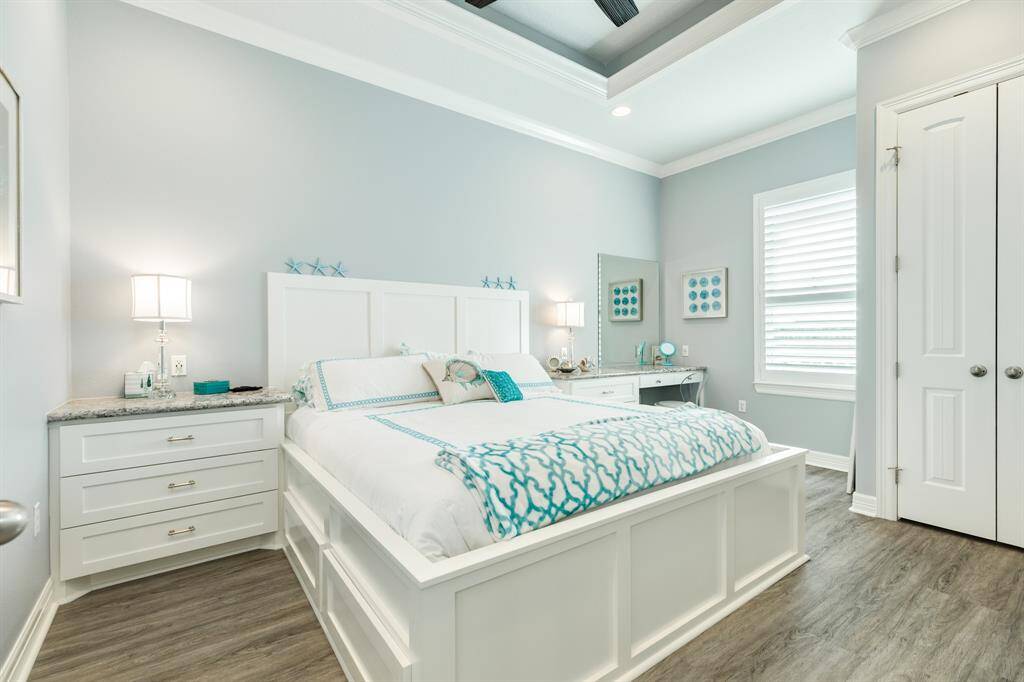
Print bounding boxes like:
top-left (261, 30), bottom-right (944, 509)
top-left (268, 273), bottom-right (807, 682)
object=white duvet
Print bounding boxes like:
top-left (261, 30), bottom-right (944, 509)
top-left (287, 396), bottom-right (767, 560)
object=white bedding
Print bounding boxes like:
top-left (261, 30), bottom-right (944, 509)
top-left (287, 396), bottom-right (768, 560)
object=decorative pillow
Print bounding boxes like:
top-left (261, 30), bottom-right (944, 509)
top-left (469, 352), bottom-right (559, 396)
top-left (422, 357), bottom-right (495, 405)
top-left (482, 370), bottom-right (523, 403)
top-left (308, 354), bottom-right (440, 411)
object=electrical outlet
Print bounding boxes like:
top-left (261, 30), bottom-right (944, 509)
top-left (737, 400), bottom-right (747, 413)
top-left (33, 502), bottom-right (40, 537)
top-left (680, 345), bottom-right (689, 357)
top-left (171, 355), bottom-right (187, 377)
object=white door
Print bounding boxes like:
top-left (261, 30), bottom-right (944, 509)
top-left (997, 76), bottom-right (1024, 548)
top-left (896, 86), bottom-right (997, 539)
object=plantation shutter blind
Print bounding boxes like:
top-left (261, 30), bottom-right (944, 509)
top-left (762, 185), bottom-right (856, 377)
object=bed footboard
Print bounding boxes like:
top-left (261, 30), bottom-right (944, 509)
top-left (282, 441), bottom-right (807, 681)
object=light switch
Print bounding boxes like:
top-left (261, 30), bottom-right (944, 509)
top-left (680, 345), bottom-right (690, 357)
top-left (737, 400), bottom-right (747, 413)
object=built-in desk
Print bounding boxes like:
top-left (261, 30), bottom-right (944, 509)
top-left (550, 364), bottom-right (706, 406)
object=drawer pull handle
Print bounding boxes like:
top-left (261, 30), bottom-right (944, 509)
top-left (167, 480), bottom-right (196, 490)
top-left (655, 379), bottom-right (662, 384)
top-left (167, 525), bottom-right (195, 537)
top-left (166, 435), bottom-right (195, 443)
top-left (602, 390), bottom-right (615, 395)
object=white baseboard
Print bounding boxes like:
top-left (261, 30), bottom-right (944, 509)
top-left (0, 578), bottom-right (57, 682)
top-left (849, 492), bottom-right (878, 517)
top-left (805, 450), bottom-right (851, 473)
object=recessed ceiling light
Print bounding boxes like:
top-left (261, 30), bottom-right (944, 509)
top-left (611, 106), bottom-right (632, 118)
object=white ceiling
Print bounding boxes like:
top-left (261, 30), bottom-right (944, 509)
top-left (128, 0), bottom-right (913, 176)
top-left (488, 0), bottom-right (710, 66)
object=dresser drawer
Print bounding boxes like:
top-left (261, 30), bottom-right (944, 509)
top-left (59, 407), bottom-right (284, 476)
top-left (60, 491), bottom-right (279, 580)
top-left (60, 449), bottom-right (279, 528)
top-left (570, 379), bottom-right (638, 402)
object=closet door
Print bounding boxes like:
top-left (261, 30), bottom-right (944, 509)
top-left (998, 76), bottom-right (1024, 548)
top-left (896, 86), bottom-right (997, 539)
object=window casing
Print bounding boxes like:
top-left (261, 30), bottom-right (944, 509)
top-left (753, 170), bottom-right (856, 401)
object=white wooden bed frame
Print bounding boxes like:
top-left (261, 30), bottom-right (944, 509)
top-left (267, 273), bottom-right (807, 682)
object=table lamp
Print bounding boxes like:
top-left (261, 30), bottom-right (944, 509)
top-left (555, 301), bottom-right (585, 365)
top-left (131, 274), bottom-right (191, 399)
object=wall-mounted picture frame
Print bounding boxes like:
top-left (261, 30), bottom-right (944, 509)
top-left (683, 267), bottom-right (727, 319)
top-left (0, 66), bottom-right (21, 304)
top-left (609, 279), bottom-right (643, 322)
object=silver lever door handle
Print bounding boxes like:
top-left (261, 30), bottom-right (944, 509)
top-left (0, 501), bottom-right (29, 546)
top-left (1006, 366), bottom-right (1023, 380)
top-left (970, 365), bottom-right (988, 377)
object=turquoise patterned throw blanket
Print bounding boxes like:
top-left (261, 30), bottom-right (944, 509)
top-left (435, 405), bottom-right (767, 541)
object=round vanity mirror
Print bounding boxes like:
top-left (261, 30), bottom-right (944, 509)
top-left (659, 341), bottom-right (676, 365)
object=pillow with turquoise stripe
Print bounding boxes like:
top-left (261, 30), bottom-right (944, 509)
top-left (482, 370), bottom-right (523, 403)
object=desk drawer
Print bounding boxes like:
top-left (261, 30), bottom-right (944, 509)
top-left (571, 380), bottom-right (638, 402)
top-left (60, 491), bottom-right (278, 580)
top-left (639, 370), bottom-right (703, 389)
top-left (59, 407), bottom-right (284, 476)
top-left (60, 449), bottom-right (279, 528)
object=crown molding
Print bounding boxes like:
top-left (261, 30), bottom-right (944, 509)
top-left (608, 0), bottom-right (785, 99)
top-left (122, 0), bottom-right (662, 176)
top-left (840, 0), bottom-right (971, 50)
top-left (659, 97), bottom-right (856, 178)
top-left (378, 0), bottom-right (608, 100)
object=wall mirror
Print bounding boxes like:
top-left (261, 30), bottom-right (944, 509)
top-left (0, 67), bottom-right (21, 303)
top-left (597, 253), bottom-right (661, 366)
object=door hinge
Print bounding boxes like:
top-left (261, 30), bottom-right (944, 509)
top-left (895, 361), bottom-right (901, 378)
top-left (895, 255), bottom-right (901, 273)
top-left (886, 145), bottom-right (901, 166)
top-left (888, 466), bottom-right (903, 484)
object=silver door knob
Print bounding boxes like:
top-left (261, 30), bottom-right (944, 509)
top-left (1006, 366), bottom-right (1024, 380)
top-left (0, 501), bottom-right (29, 546)
top-left (970, 365), bottom-right (988, 377)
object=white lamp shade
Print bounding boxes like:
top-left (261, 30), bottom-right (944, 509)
top-left (556, 301), bottom-right (585, 328)
top-left (0, 266), bottom-right (15, 296)
top-left (131, 274), bottom-right (192, 322)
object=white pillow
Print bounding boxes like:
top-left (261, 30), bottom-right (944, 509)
top-left (307, 354), bottom-right (440, 411)
top-left (469, 352), bottom-right (559, 396)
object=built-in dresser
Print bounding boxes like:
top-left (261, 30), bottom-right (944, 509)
top-left (47, 390), bottom-right (290, 601)
top-left (550, 365), bottom-right (706, 405)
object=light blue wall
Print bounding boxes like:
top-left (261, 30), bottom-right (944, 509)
top-left (67, 0), bottom-right (660, 398)
top-left (660, 117), bottom-right (856, 455)
top-left (0, 0), bottom-right (71, 663)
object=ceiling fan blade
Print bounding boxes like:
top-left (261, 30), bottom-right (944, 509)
top-left (465, 0), bottom-right (497, 7)
top-left (593, 0), bottom-right (639, 27)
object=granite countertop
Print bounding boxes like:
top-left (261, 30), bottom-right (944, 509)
top-left (549, 364), bottom-right (707, 381)
top-left (48, 388), bottom-right (293, 423)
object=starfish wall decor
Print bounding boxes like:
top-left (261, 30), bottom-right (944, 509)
top-left (284, 258), bottom-right (348, 277)
top-left (481, 275), bottom-right (518, 290)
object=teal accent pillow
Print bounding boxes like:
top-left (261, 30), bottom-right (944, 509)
top-left (483, 370), bottom-right (523, 403)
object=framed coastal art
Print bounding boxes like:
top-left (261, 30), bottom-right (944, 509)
top-left (609, 279), bottom-right (642, 322)
top-left (0, 66), bottom-right (21, 303)
top-left (683, 267), bottom-right (727, 319)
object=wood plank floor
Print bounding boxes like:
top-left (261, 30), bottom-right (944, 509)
top-left (31, 468), bottom-right (1023, 681)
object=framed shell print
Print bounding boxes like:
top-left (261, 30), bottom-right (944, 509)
top-left (683, 267), bottom-right (727, 319)
top-left (609, 279), bottom-right (642, 322)
top-left (0, 66), bottom-right (20, 303)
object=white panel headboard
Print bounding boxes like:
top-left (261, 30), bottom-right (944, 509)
top-left (267, 273), bottom-right (530, 389)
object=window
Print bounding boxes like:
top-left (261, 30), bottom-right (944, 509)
top-left (753, 170), bottom-right (856, 401)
